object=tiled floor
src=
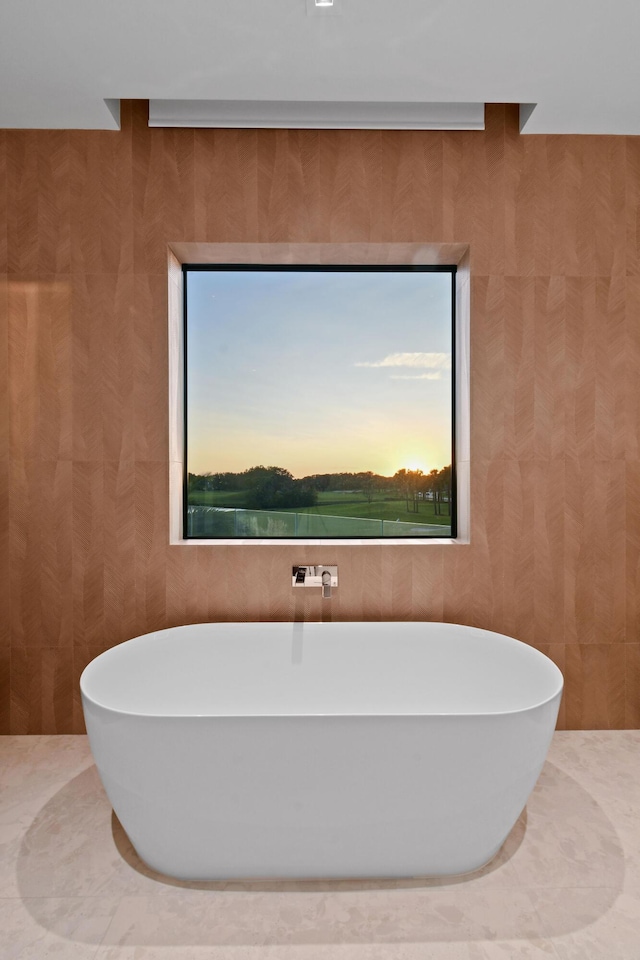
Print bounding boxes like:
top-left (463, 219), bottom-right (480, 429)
top-left (1, 731), bottom-right (639, 959)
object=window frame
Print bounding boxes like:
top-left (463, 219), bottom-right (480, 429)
top-left (167, 241), bottom-right (471, 549)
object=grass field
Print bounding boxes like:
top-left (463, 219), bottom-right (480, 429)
top-left (279, 497), bottom-right (449, 526)
top-left (187, 490), bottom-right (247, 507)
top-left (188, 489), bottom-right (450, 526)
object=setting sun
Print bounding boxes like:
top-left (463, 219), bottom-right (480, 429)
top-left (401, 458), bottom-right (431, 474)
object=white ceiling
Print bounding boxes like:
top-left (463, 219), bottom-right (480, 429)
top-left (1, 0), bottom-right (639, 134)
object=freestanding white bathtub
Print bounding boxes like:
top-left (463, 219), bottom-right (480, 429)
top-left (80, 621), bottom-right (563, 881)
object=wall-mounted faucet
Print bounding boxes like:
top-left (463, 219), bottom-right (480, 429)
top-left (292, 565), bottom-right (338, 599)
top-left (321, 569), bottom-right (332, 599)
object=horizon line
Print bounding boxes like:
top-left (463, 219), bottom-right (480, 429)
top-left (188, 463), bottom-right (452, 480)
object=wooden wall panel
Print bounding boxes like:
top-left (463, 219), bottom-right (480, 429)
top-left (101, 461), bottom-right (137, 644)
top-left (532, 277), bottom-right (566, 460)
top-left (194, 127), bottom-right (260, 243)
top-left (501, 460), bottom-right (566, 647)
top-left (564, 644), bottom-right (626, 729)
top-left (11, 646), bottom-right (73, 734)
top-left (0, 644), bottom-right (8, 733)
top-left (10, 460), bottom-right (74, 650)
top-left (0, 133), bottom-right (7, 274)
top-left (0, 271), bottom-right (7, 733)
top-left (594, 137), bottom-right (627, 277)
top-left (2, 101), bottom-right (640, 733)
top-left (6, 132), bottom-right (39, 276)
top-left (0, 277), bottom-right (7, 463)
top-left (563, 460), bottom-right (626, 645)
top-left (472, 275), bottom-right (507, 461)
top-left (133, 103), bottom-right (196, 276)
top-left (71, 274), bottom-right (136, 462)
top-left (536, 644), bottom-right (567, 730)
top-left (594, 277), bottom-right (626, 460)
top-left (69, 118), bottom-right (133, 276)
top-left (134, 461), bottom-right (169, 631)
top-left (626, 644), bottom-right (640, 727)
top-left (0, 459), bottom-right (9, 733)
top-left (627, 138), bottom-right (640, 274)
top-left (625, 460), bottom-right (640, 642)
top-left (72, 461), bottom-right (105, 647)
top-left (4, 131), bottom-right (71, 277)
top-left (37, 132), bottom-right (71, 277)
top-left (8, 280), bottom-right (72, 461)
top-left (625, 277), bottom-right (640, 460)
top-left (133, 277), bottom-right (168, 460)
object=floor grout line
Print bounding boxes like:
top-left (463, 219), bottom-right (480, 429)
top-left (93, 895), bottom-right (126, 956)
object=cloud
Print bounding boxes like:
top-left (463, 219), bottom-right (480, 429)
top-left (355, 352), bottom-right (451, 370)
top-left (390, 372), bottom-right (442, 380)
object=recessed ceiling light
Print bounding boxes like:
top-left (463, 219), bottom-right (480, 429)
top-left (306, 0), bottom-right (340, 15)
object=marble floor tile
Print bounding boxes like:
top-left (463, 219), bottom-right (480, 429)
top-left (0, 897), bottom-right (119, 960)
top-left (508, 817), bottom-right (625, 890)
top-left (463, 942), bottom-right (559, 959)
top-left (534, 887), bottom-right (640, 959)
top-left (0, 735), bottom-right (93, 787)
top-left (1, 731), bottom-right (640, 959)
top-left (95, 885), bottom-right (549, 947)
top-left (92, 946), bottom-right (478, 960)
top-left (545, 733), bottom-right (640, 804)
top-left (91, 945), bottom-right (559, 960)
top-left (9, 765), bottom-right (172, 900)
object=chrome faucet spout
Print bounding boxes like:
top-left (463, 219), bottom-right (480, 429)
top-left (321, 569), bottom-right (332, 599)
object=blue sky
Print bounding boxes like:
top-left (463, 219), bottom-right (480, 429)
top-left (186, 268), bottom-right (453, 477)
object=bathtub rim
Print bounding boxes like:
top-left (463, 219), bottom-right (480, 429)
top-left (80, 620), bottom-right (564, 722)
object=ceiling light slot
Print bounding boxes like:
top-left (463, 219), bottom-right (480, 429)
top-left (149, 100), bottom-right (485, 131)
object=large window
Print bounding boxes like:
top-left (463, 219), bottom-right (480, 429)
top-left (184, 264), bottom-right (456, 539)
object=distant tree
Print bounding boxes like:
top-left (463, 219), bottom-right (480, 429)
top-left (423, 466), bottom-right (452, 515)
top-left (188, 472), bottom-right (213, 492)
top-left (358, 471), bottom-right (377, 503)
top-left (244, 466), bottom-right (317, 510)
top-left (393, 468), bottom-right (424, 512)
top-left (439, 464), bottom-right (452, 516)
top-left (304, 474), bottom-right (331, 492)
top-left (210, 471), bottom-right (243, 491)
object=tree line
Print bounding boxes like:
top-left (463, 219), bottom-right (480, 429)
top-left (188, 464), bottom-right (452, 514)
top-left (189, 465), bottom-right (317, 510)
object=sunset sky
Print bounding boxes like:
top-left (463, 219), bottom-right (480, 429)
top-left (186, 268), bottom-right (453, 478)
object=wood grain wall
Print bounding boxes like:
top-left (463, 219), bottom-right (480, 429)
top-left (1, 100), bottom-right (639, 733)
